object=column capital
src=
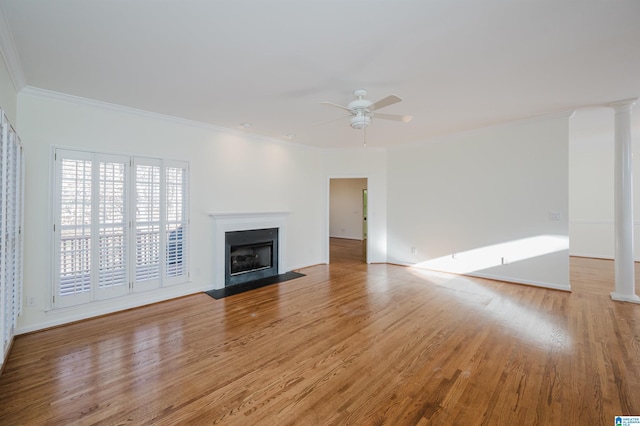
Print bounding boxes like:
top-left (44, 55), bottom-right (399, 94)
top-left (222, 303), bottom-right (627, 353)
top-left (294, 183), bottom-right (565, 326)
top-left (609, 98), bottom-right (638, 111)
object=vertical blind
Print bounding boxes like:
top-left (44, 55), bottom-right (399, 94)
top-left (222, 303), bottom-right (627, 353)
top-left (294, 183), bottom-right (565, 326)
top-left (0, 109), bottom-right (23, 367)
top-left (53, 149), bottom-right (188, 308)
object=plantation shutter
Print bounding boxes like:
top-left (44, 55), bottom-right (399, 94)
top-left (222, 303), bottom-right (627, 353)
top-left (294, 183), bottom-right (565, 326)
top-left (164, 161), bottom-right (188, 284)
top-left (54, 151), bottom-right (130, 307)
top-left (52, 148), bottom-right (188, 308)
top-left (3, 132), bottom-right (16, 346)
top-left (0, 110), bottom-right (23, 366)
top-left (95, 154), bottom-right (129, 299)
top-left (54, 150), bottom-right (94, 307)
top-left (16, 134), bottom-right (23, 320)
top-left (1, 115), bottom-right (6, 360)
top-left (133, 158), bottom-right (162, 291)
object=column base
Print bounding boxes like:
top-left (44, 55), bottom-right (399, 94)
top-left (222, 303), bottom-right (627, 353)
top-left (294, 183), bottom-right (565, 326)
top-left (610, 291), bottom-right (640, 304)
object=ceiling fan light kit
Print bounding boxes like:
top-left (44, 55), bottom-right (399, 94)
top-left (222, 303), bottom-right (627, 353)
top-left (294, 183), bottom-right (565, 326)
top-left (350, 113), bottom-right (371, 130)
top-left (321, 89), bottom-right (412, 131)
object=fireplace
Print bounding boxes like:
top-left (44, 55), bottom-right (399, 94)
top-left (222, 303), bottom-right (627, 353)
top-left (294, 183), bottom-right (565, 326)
top-left (226, 228), bottom-right (278, 286)
top-left (209, 212), bottom-right (289, 290)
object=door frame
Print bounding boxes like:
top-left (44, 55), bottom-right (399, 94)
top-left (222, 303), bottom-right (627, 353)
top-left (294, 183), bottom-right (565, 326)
top-left (326, 175), bottom-right (370, 264)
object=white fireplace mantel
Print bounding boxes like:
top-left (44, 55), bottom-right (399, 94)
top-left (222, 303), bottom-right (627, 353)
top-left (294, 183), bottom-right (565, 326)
top-left (209, 212), bottom-right (289, 289)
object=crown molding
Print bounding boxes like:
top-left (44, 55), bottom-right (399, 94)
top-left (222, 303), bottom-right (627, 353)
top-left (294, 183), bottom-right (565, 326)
top-left (609, 97), bottom-right (638, 111)
top-left (389, 109), bottom-right (576, 151)
top-left (19, 86), bottom-right (317, 149)
top-left (19, 85), bottom-right (235, 133)
top-left (0, 2), bottom-right (26, 91)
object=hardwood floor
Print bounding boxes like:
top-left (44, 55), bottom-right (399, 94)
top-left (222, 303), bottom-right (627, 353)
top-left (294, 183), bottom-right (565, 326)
top-left (1, 239), bottom-right (638, 425)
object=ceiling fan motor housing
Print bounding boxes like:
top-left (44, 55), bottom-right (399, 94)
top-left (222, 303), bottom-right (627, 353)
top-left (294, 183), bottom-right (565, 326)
top-left (347, 99), bottom-right (373, 111)
top-left (349, 90), bottom-right (373, 129)
top-left (350, 114), bottom-right (371, 129)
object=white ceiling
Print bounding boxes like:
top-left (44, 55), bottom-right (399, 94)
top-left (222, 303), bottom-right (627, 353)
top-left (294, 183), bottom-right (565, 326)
top-left (1, 0), bottom-right (639, 148)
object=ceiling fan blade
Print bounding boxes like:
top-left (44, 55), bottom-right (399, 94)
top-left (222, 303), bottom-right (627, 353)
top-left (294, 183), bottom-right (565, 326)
top-left (369, 95), bottom-right (402, 111)
top-left (320, 101), bottom-right (351, 112)
top-left (374, 112), bottom-right (413, 123)
top-left (312, 114), bottom-right (351, 126)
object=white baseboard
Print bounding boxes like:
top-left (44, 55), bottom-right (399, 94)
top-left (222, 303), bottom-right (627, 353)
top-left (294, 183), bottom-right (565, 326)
top-left (570, 252), bottom-right (614, 260)
top-left (464, 271), bottom-right (571, 292)
top-left (570, 252), bottom-right (640, 262)
top-left (16, 284), bottom-right (212, 335)
top-left (610, 291), bottom-right (640, 304)
top-left (390, 259), bottom-right (571, 292)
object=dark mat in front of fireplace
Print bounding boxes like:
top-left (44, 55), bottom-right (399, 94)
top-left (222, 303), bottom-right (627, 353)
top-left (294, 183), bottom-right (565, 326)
top-left (204, 271), bottom-right (305, 300)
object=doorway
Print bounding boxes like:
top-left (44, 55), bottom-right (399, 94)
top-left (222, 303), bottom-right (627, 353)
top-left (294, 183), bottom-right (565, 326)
top-left (329, 178), bottom-right (368, 263)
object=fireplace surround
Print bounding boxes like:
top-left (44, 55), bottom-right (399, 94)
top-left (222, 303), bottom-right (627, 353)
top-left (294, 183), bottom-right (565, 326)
top-left (209, 212), bottom-right (289, 290)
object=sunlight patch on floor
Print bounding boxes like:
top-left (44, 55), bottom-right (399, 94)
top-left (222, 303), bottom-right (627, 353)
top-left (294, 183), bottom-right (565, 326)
top-left (408, 268), bottom-right (572, 351)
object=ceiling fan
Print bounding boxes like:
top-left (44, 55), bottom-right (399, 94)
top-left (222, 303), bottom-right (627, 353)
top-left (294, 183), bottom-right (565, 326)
top-left (320, 89), bottom-right (413, 130)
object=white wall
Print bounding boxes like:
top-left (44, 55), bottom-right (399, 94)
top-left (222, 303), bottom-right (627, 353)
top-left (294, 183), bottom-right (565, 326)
top-left (17, 89), bottom-right (325, 333)
top-left (0, 51), bottom-right (17, 124)
top-left (323, 148), bottom-right (387, 263)
top-left (387, 115), bottom-right (571, 290)
top-left (330, 178), bottom-right (367, 240)
top-left (569, 107), bottom-right (640, 259)
top-left (13, 85), bottom-right (588, 331)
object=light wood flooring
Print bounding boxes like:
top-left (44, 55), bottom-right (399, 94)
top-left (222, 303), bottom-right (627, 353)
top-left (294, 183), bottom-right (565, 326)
top-left (0, 238), bottom-right (639, 425)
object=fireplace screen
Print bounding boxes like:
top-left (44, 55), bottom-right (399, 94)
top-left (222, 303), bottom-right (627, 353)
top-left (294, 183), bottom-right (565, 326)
top-left (225, 228), bottom-right (278, 287)
top-left (230, 242), bottom-right (272, 275)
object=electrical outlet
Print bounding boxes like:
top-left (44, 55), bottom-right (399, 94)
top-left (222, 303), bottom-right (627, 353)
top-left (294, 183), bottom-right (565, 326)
top-left (27, 296), bottom-right (36, 307)
top-left (411, 247), bottom-right (417, 255)
top-left (549, 211), bottom-right (562, 221)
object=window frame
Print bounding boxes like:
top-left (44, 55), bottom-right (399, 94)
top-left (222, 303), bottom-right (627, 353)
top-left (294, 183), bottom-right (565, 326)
top-left (0, 110), bottom-right (23, 364)
top-left (52, 147), bottom-right (189, 309)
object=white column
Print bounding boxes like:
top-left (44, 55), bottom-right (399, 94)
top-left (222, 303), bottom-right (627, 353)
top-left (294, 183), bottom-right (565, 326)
top-left (610, 98), bottom-right (640, 303)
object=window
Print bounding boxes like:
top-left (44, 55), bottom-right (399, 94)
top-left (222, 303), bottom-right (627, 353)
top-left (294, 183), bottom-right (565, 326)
top-left (164, 162), bottom-right (188, 280)
top-left (0, 110), bottom-right (23, 365)
top-left (133, 158), bottom-right (161, 289)
top-left (53, 148), bottom-right (188, 308)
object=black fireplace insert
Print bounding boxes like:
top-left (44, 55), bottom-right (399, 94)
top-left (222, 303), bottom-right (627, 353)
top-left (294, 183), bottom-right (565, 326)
top-left (225, 228), bottom-right (278, 287)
